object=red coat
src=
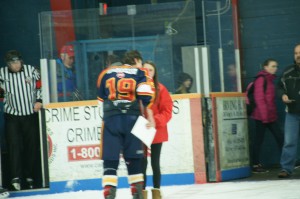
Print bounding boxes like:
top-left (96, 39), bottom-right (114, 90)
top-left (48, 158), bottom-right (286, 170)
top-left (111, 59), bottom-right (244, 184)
top-left (251, 70), bottom-right (278, 123)
top-left (152, 83), bottom-right (173, 144)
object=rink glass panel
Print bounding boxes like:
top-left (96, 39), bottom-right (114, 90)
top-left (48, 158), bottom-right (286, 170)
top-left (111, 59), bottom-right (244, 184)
top-left (39, 1), bottom-right (197, 102)
top-left (203, 1), bottom-right (240, 92)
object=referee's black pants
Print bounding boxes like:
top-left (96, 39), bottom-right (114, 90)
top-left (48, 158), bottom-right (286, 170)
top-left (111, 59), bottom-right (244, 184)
top-left (4, 113), bottom-right (39, 181)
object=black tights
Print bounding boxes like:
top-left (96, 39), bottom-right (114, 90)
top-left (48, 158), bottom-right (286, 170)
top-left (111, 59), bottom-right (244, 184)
top-left (142, 143), bottom-right (162, 189)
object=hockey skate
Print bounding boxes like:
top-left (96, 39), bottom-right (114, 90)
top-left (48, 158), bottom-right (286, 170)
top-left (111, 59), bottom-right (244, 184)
top-left (131, 183), bottom-right (144, 199)
top-left (0, 187), bottom-right (9, 199)
top-left (11, 178), bottom-right (21, 191)
top-left (26, 178), bottom-right (34, 189)
top-left (104, 186), bottom-right (116, 199)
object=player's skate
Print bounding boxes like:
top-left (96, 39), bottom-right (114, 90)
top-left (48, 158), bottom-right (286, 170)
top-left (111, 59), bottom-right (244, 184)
top-left (131, 183), bottom-right (144, 199)
top-left (104, 186), bottom-right (116, 199)
top-left (11, 178), bottom-right (21, 191)
top-left (0, 187), bottom-right (9, 199)
top-left (152, 188), bottom-right (162, 199)
top-left (26, 178), bottom-right (34, 189)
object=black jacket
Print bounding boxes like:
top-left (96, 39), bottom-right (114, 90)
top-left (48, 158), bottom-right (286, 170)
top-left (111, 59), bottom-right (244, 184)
top-left (277, 64), bottom-right (300, 113)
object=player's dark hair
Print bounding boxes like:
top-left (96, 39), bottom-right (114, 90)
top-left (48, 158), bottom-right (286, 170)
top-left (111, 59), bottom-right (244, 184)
top-left (144, 60), bottom-right (159, 102)
top-left (262, 58), bottom-right (277, 69)
top-left (123, 50), bottom-right (143, 65)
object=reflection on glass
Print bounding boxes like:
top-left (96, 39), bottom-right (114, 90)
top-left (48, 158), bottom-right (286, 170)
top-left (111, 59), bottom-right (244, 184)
top-left (175, 73), bottom-right (193, 94)
top-left (39, 1), bottom-right (197, 102)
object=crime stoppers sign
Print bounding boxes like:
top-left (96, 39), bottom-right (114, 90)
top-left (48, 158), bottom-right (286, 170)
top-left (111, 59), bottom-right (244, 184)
top-left (44, 95), bottom-right (206, 185)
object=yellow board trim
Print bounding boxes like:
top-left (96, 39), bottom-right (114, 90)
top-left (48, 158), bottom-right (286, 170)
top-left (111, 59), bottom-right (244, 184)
top-left (171, 93), bottom-right (201, 100)
top-left (44, 100), bottom-right (99, 108)
top-left (210, 92), bottom-right (245, 98)
top-left (44, 92), bottom-right (245, 108)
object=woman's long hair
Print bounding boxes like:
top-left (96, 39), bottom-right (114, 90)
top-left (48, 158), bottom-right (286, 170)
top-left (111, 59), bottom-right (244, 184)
top-left (144, 60), bottom-right (159, 102)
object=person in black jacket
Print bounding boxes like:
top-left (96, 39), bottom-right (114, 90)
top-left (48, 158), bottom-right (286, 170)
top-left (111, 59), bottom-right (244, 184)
top-left (277, 44), bottom-right (300, 178)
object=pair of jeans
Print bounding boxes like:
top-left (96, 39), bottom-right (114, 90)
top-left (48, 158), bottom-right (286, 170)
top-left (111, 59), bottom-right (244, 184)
top-left (280, 113), bottom-right (300, 174)
top-left (253, 120), bottom-right (284, 165)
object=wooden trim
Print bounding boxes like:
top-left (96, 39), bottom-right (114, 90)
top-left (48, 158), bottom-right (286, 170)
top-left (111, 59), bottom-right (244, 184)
top-left (44, 100), bottom-right (98, 108)
top-left (210, 92), bottom-right (245, 98)
top-left (45, 93), bottom-right (203, 108)
top-left (171, 93), bottom-right (201, 100)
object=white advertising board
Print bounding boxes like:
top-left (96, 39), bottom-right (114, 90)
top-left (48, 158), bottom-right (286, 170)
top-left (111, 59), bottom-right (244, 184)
top-left (45, 99), bottom-right (195, 182)
top-left (216, 97), bottom-right (250, 170)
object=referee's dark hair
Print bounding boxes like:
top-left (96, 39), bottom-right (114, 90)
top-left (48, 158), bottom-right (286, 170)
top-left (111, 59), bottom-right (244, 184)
top-left (4, 50), bottom-right (23, 63)
top-left (123, 50), bottom-right (143, 65)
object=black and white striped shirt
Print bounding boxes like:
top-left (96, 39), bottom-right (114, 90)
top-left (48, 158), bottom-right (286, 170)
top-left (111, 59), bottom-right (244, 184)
top-left (0, 64), bottom-right (42, 116)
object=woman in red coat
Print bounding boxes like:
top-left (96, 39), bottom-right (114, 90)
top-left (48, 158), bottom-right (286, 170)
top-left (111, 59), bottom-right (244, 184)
top-left (142, 61), bottom-right (173, 199)
top-left (251, 59), bottom-right (283, 173)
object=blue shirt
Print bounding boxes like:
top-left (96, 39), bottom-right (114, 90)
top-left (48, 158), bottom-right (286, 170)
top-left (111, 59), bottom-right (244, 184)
top-left (56, 59), bottom-right (76, 102)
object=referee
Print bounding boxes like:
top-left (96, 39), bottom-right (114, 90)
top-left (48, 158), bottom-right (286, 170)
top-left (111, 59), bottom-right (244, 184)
top-left (0, 50), bottom-right (42, 191)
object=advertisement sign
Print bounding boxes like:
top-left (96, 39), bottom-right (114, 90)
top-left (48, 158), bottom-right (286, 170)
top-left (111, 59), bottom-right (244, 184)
top-left (215, 97), bottom-right (249, 170)
top-left (45, 98), bottom-right (195, 182)
top-left (160, 99), bottom-right (194, 174)
top-left (46, 105), bottom-right (106, 182)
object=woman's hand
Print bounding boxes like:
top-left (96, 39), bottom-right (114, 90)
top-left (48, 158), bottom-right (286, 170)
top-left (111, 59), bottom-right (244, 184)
top-left (146, 108), bottom-right (156, 129)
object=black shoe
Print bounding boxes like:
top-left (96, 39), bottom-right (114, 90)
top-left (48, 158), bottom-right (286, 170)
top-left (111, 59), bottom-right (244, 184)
top-left (26, 178), bottom-right (34, 189)
top-left (252, 164), bottom-right (269, 173)
top-left (0, 187), bottom-right (9, 199)
top-left (278, 170), bottom-right (291, 178)
top-left (11, 178), bottom-right (21, 191)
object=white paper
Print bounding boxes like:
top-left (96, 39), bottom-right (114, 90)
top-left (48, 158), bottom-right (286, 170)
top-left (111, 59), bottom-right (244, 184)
top-left (131, 116), bottom-right (156, 149)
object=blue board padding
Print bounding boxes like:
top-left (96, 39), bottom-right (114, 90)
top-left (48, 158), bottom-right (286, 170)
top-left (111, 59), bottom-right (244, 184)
top-left (9, 173), bottom-right (195, 197)
top-left (221, 166), bottom-right (251, 181)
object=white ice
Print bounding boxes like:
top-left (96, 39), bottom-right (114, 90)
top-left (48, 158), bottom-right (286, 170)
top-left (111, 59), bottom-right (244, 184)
top-left (12, 180), bottom-right (300, 199)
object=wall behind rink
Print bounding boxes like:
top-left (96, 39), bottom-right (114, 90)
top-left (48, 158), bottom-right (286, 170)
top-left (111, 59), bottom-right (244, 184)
top-left (40, 94), bottom-right (206, 194)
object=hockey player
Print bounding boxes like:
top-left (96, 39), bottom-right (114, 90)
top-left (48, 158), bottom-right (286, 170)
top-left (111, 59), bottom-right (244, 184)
top-left (97, 50), bottom-right (155, 199)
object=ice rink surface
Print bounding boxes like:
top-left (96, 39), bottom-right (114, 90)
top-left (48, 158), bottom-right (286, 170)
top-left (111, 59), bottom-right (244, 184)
top-left (11, 179), bottom-right (300, 199)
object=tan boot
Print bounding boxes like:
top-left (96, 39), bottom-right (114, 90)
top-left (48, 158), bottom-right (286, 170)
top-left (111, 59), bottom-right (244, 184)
top-left (152, 188), bottom-right (162, 199)
top-left (143, 190), bottom-right (148, 199)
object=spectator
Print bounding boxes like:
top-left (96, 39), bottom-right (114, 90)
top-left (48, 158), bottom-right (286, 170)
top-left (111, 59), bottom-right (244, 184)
top-left (278, 44), bottom-right (300, 178)
top-left (251, 59), bottom-right (283, 173)
top-left (142, 61), bottom-right (173, 199)
top-left (106, 54), bottom-right (122, 68)
top-left (0, 50), bottom-right (42, 190)
top-left (226, 64), bottom-right (238, 92)
top-left (175, 72), bottom-right (193, 94)
top-left (56, 45), bottom-right (81, 101)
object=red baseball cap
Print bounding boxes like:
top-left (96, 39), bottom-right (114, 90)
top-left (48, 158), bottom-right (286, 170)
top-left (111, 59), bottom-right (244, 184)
top-left (60, 45), bottom-right (74, 57)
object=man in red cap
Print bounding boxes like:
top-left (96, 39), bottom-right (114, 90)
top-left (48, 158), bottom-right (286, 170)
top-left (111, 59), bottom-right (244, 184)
top-left (60, 45), bottom-right (74, 67)
top-left (56, 45), bottom-right (79, 102)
